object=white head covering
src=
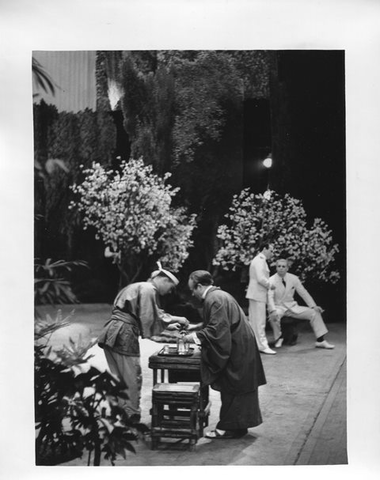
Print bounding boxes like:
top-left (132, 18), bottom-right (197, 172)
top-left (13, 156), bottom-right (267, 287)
top-left (150, 261), bottom-right (179, 286)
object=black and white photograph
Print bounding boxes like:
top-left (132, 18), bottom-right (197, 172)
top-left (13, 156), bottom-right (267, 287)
top-left (1, 1), bottom-right (380, 479)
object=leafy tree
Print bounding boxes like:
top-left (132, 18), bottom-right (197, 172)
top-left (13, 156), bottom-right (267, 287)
top-left (70, 158), bottom-right (197, 286)
top-left (213, 189), bottom-right (340, 285)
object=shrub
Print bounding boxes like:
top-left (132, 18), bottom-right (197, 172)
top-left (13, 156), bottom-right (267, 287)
top-left (34, 258), bottom-right (88, 306)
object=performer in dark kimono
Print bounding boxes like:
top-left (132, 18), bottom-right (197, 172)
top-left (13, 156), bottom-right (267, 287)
top-left (183, 270), bottom-right (266, 439)
top-left (98, 264), bottom-right (189, 422)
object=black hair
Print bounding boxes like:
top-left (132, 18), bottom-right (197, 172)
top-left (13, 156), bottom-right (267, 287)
top-left (188, 270), bottom-right (213, 287)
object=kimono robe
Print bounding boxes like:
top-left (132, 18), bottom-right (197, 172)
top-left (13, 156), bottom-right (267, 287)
top-left (197, 287), bottom-right (266, 430)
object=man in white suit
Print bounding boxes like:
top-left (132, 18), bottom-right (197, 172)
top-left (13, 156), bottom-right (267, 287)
top-left (246, 243), bottom-right (277, 355)
top-left (267, 258), bottom-right (334, 349)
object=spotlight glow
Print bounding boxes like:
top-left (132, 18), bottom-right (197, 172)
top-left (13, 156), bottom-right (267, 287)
top-left (263, 157), bottom-right (272, 169)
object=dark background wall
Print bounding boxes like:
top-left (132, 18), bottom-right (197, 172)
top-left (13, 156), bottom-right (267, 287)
top-left (243, 50), bottom-right (345, 321)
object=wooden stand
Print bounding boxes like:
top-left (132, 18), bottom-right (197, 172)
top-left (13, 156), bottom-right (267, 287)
top-left (151, 383), bottom-right (200, 449)
top-left (148, 346), bottom-right (211, 449)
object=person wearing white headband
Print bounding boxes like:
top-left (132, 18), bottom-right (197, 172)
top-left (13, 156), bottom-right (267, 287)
top-left (98, 262), bottom-right (189, 423)
top-left (149, 261), bottom-right (180, 286)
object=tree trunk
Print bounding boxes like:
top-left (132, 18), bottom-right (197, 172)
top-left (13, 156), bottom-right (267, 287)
top-left (93, 442), bottom-right (101, 466)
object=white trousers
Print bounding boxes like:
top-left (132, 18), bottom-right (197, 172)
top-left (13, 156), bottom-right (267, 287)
top-left (268, 306), bottom-right (328, 341)
top-left (248, 300), bottom-right (269, 351)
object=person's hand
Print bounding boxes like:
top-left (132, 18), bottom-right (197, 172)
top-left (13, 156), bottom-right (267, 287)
top-left (268, 311), bottom-right (280, 323)
top-left (313, 306), bottom-right (324, 314)
top-left (166, 322), bottom-right (181, 331)
top-left (176, 317), bottom-right (190, 329)
top-left (269, 284), bottom-right (276, 290)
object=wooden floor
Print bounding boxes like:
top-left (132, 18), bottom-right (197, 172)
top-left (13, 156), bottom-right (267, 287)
top-left (296, 358), bottom-right (347, 465)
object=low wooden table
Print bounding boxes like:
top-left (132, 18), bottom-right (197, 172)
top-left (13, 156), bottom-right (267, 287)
top-left (148, 346), bottom-right (210, 441)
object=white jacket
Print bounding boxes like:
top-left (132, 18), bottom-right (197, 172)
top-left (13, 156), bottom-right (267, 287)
top-left (267, 272), bottom-right (316, 313)
top-left (245, 253), bottom-right (271, 302)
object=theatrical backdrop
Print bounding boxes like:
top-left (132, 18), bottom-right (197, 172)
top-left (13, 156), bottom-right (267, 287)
top-left (33, 50), bottom-right (345, 323)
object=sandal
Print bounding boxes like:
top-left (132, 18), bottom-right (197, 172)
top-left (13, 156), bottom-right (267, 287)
top-left (205, 429), bottom-right (237, 439)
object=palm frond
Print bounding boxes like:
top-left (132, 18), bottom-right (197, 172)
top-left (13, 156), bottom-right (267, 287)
top-left (32, 57), bottom-right (56, 96)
